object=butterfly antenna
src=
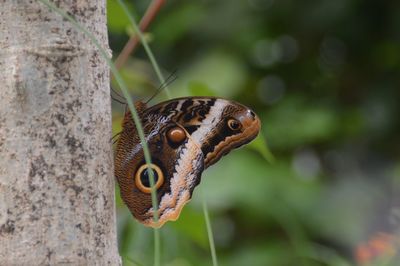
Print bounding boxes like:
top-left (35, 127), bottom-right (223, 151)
top-left (111, 95), bottom-right (126, 105)
top-left (111, 86), bottom-right (126, 105)
top-left (145, 69), bottom-right (178, 104)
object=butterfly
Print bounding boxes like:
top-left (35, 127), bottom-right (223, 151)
top-left (114, 97), bottom-right (260, 228)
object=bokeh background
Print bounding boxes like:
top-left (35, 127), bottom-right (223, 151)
top-left (108, 0), bottom-right (400, 265)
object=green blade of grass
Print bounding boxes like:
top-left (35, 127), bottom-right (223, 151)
top-left (116, 2), bottom-right (220, 265)
top-left (115, 2), bottom-right (169, 265)
top-left (37, 1), bottom-right (160, 265)
top-left (203, 199), bottom-right (219, 266)
top-left (41, 1), bottom-right (220, 266)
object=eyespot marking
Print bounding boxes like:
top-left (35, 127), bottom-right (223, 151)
top-left (135, 163), bottom-right (164, 193)
top-left (227, 118), bottom-right (242, 131)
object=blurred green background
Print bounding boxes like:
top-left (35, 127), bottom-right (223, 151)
top-left (108, 0), bottom-right (400, 265)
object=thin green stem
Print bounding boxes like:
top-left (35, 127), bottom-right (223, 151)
top-left (117, 0), bottom-right (171, 99)
top-left (115, 2), bottom-right (165, 266)
top-left (36, 2), bottom-right (160, 264)
top-left (117, 2), bottom-right (219, 265)
top-left (154, 227), bottom-right (160, 266)
top-left (39, 2), bottom-right (218, 266)
top-left (203, 199), bottom-right (218, 266)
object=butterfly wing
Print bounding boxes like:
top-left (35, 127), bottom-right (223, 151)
top-left (114, 103), bottom-right (204, 228)
top-left (153, 97), bottom-right (261, 168)
top-left (115, 97), bottom-right (260, 228)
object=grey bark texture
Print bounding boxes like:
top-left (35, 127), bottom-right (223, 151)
top-left (0, 1), bottom-right (121, 265)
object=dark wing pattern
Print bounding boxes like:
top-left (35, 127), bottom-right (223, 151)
top-left (115, 97), bottom-right (260, 227)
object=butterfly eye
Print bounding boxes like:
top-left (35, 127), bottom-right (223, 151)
top-left (135, 163), bottom-right (164, 193)
top-left (227, 118), bottom-right (242, 131)
top-left (166, 127), bottom-right (186, 144)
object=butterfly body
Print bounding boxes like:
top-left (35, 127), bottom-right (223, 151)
top-left (114, 97), bottom-right (260, 228)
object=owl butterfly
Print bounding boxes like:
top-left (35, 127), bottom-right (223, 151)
top-left (114, 97), bottom-right (261, 228)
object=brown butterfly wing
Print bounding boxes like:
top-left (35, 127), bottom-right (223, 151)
top-left (114, 102), bottom-right (204, 228)
top-left (115, 97), bottom-right (260, 228)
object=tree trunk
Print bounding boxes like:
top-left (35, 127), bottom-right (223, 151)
top-left (0, 1), bottom-right (120, 264)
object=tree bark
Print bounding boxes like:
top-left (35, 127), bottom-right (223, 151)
top-left (0, 1), bottom-right (120, 264)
